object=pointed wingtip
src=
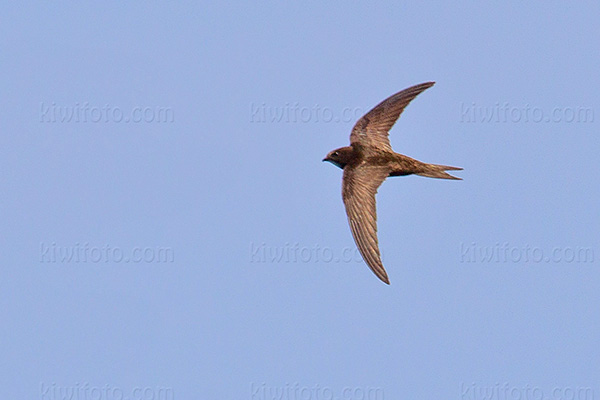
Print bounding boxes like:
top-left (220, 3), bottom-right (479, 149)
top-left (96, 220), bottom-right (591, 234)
top-left (412, 81), bottom-right (435, 91)
top-left (378, 273), bottom-right (390, 285)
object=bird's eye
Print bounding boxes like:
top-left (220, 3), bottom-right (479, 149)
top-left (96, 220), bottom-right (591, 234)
top-left (333, 151), bottom-right (339, 157)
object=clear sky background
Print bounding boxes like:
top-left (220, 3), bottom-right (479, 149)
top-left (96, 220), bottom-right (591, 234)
top-left (1, 2), bottom-right (599, 399)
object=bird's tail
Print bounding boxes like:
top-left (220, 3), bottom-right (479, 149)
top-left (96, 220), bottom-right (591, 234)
top-left (416, 163), bottom-right (463, 180)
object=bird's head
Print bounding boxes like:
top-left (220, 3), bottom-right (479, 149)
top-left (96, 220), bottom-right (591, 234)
top-left (322, 146), bottom-right (354, 169)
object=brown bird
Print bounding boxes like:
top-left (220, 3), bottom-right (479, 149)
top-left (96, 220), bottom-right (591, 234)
top-left (323, 82), bottom-right (461, 284)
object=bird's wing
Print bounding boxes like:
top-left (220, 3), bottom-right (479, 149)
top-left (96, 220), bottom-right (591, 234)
top-left (350, 82), bottom-right (435, 151)
top-left (342, 164), bottom-right (391, 284)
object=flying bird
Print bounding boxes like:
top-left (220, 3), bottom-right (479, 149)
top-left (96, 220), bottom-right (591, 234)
top-left (323, 82), bottom-right (462, 284)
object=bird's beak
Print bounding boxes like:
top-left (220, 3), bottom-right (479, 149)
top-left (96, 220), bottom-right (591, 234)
top-left (322, 157), bottom-right (329, 162)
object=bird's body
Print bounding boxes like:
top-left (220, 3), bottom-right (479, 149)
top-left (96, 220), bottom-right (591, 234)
top-left (323, 82), bottom-right (461, 284)
top-left (329, 144), bottom-right (462, 179)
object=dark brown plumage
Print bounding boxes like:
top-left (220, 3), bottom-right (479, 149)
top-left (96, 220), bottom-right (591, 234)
top-left (323, 82), bottom-right (462, 284)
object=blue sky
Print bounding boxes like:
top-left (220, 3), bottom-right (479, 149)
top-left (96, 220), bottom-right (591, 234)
top-left (1, 2), bottom-right (599, 399)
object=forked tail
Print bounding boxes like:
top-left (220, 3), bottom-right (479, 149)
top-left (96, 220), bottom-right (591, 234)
top-left (416, 163), bottom-right (463, 180)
